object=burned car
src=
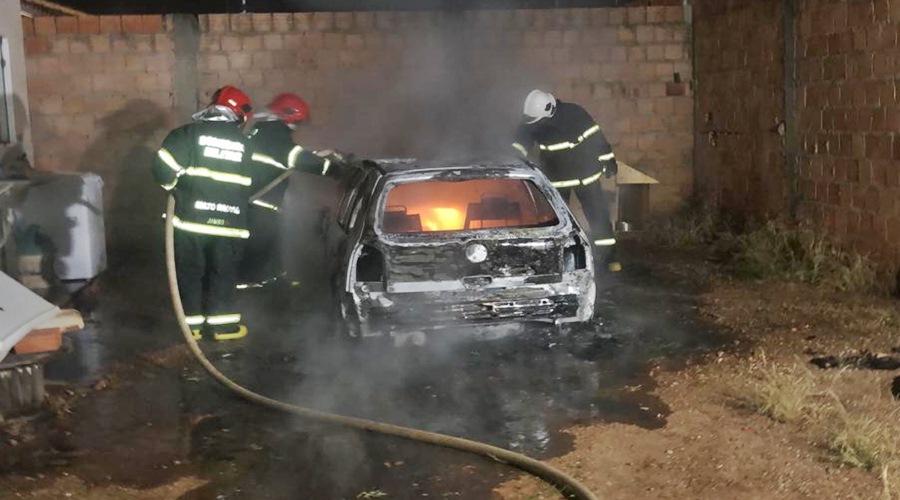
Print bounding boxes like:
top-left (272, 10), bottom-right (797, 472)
top-left (327, 158), bottom-right (596, 339)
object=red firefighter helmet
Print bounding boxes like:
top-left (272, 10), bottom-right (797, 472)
top-left (268, 93), bottom-right (309, 124)
top-left (212, 85), bottom-right (253, 122)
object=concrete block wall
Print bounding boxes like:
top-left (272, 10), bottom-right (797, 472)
top-left (695, 0), bottom-right (900, 267)
top-left (693, 0), bottom-right (788, 217)
top-left (21, 7), bottom-right (693, 258)
top-left (195, 7), bottom-right (692, 210)
top-left (796, 0), bottom-right (900, 261)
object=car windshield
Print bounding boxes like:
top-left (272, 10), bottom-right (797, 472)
top-left (380, 178), bottom-right (560, 234)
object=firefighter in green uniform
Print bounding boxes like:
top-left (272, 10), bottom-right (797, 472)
top-left (151, 85), bottom-right (254, 340)
top-left (239, 93), bottom-right (338, 288)
top-left (512, 89), bottom-right (621, 273)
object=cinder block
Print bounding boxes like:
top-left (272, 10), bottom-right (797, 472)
top-left (263, 34), bottom-right (284, 50)
top-left (646, 44), bottom-right (665, 61)
top-left (55, 17), bottom-right (78, 34)
top-left (635, 25), bottom-right (654, 43)
top-left (252, 13), bottom-right (272, 32)
top-left (121, 15), bottom-right (142, 33)
top-left (68, 39), bottom-right (90, 54)
top-left (514, 9), bottom-right (534, 29)
top-left (314, 12), bottom-right (335, 31)
top-left (335, 12), bottom-right (353, 30)
top-left (628, 46), bottom-right (646, 62)
top-left (324, 32), bottom-right (342, 49)
top-left (293, 13), bottom-right (312, 31)
top-left (24, 37), bottom-right (50, 56)
top-left (46, 37), bottom-right (69, 55)
top-left (608, 8), bottom-right (626, 25)
top-left (272, 14), bottom-right (292, 32)
top-left (230, 14), bottom-right (252, 33)
top-left (21, 17), bottom-right (34, 36)
top-left (356, 12), bottom-right (375, 30)
top-left (617, 26), bottom-right (636, 44)
top-left (589, 8), bottom-right (609, 26)
top-left (627, 7), bottom-right (646, 25)
top-left (228, 52), bottom-right (251, 70)
top-left (664, 44), bottom-right (684, 60)
top-left (208, 15), bottom-right (229, 33)
top-left (206, 54), bottom-right (228, 71)
top-left (89, 35), bottom-right (111, 53)
top-left (347, 34), bottom-right (364, 49)
top-left (544, 30), bottom-right (562, 47)
top-left (664, 6), bottom-right (684, 24)
top-left (140, 15), bottom-right (163, 33)
top-left (375, 12), bottom-right (394, 30)
top-left (220, 35), bottom-right (241, 51)
top-left (242, 36), bottom-right (262, 51)
top-left (34, 17), bottom-right (55, 35)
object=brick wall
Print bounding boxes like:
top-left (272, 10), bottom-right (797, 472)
top-left (695, 0), bottom-right (900, 267)
top-left (796, 0), bottom-right (900, 262)
top-left (693, 0), bottom-right (788, 217)
top-left (22, 7), bottom-right (693, 259)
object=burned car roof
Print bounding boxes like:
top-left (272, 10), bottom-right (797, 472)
top-left (360, 157), bottom-right (543, 177)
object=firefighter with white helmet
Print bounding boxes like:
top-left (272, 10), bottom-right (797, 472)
top-left (152, 85), bottom-right (255, 340)
top-left (239, 93), bottom-right (339, 288)
top-left (513, 89), bottom-right (621, 273)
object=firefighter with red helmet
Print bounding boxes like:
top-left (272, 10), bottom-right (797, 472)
top-left (512, 90), bottom-right (621, 273)
top-left (238, 93), bottom-right (337, 288)
top-left (152, 85), bottom-right (254, 340)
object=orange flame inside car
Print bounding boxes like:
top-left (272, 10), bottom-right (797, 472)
top-left (421, 207), bottom-right (465, 231)
top-left (381, 178), bottom-right (559, 234)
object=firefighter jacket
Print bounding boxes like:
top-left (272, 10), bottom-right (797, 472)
top-left (152, 120), bottom-right (254, 239)
top-left (513, 101), bottom-right (618, 189)
top-left (246, 119), bottom-right (333, 212)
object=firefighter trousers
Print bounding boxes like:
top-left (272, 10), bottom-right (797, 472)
top-left (238, 206), bottom-right (282, 286)
top-left (174, 229), bottom-right (244, 335)
top-left (562, 179), bottom-right (618, 267)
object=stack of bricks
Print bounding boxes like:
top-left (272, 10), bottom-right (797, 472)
top-left (796, 0), bottom-right (900, 262)
top-left (693, 0), bottom-right (789, 218)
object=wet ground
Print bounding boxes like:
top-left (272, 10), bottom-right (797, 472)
top-left (1, 244), bottom-right (724, 499)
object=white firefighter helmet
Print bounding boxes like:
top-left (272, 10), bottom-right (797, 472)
top-left (523, 89), bottom-right (557, 123)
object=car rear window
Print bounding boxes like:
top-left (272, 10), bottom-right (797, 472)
top-left (380, 178), bottom-right (560, 233)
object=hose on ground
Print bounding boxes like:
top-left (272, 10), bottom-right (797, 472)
top-left (164, 195), bottom-right (599, 500)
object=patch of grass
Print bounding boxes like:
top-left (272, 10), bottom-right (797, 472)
top-left (642, 204), bottom-right (888, 294)
top-left (827, 401), bottom-right (900, 473)
top-left (719, 221), bottom-right (885, 294)
top-left (744, 361), bottom-right (819, 423)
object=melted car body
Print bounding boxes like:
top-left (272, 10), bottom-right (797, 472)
top-left (328, 158), bottom-right (596, 338)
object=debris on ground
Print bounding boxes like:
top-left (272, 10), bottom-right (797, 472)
top-left (809, 350), bottom-right (900, 371)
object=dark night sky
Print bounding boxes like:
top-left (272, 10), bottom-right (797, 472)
top-left (59, 0), bottom-right (672, 14)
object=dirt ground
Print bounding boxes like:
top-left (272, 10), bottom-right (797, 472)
top-left (495, 254), bottom-right (900, 500)
top-left (3, 249), bottom-right (898, 499)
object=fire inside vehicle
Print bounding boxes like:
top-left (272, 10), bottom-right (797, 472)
top-left (325, 158), bottom-right (597, 341)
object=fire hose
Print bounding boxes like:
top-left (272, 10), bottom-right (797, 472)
top-left (164, 195), bottom-right (599, 500)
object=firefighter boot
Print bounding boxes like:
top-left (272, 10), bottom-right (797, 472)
top-left (213, 324), bottom-right (248, 341)
top-left (594, 245), bottom-right (622, 274)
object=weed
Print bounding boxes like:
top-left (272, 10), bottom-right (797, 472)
top-left (826, 398), bottom-right (900, 474)
top-left (643, 205), bottom-right (888, 294)
top-left (745, 361), bottom-right (818, 423)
